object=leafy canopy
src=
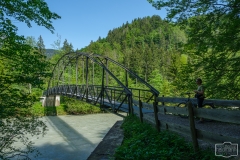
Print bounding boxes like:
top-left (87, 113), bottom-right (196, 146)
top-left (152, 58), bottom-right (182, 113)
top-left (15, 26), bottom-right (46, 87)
top-left (0, 0), bottom-right (60, 33)
top-left (0, 0), bottom-right (60, 159)
top-left (148, 0), bottom-right (240, 60)
top-left (148, 0), bottom-right (240, 99)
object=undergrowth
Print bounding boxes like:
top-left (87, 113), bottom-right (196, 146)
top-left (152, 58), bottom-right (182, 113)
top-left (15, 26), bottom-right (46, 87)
top-left (114, 115), bottom-right (225, 160)
top-left (31, 96), bottom-right (104, 116)
top-left (60, 96), bottom-right (103, 114)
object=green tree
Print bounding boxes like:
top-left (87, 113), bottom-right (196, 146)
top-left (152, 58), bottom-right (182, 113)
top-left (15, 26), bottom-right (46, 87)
top-left (148, 0), bottom-right (240, 99)
top-left (80, 15), bottom-right (187, 95)
top-left (37, 35), bottom-right (46, 55)
top-left (0, 0), bottom-right (60, 159)
top-left (51, 33), bottom-right (62, 50)
top-left (62, 39), bottom-right (74, 53)
top-left (25, 36), bottom-right (37, 47)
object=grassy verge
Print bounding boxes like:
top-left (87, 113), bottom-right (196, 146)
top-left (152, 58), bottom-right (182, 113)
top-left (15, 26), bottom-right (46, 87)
top-left (31, 96), bottom-right (104, 116)
top-left (114, 115), bottom-right (225, 160)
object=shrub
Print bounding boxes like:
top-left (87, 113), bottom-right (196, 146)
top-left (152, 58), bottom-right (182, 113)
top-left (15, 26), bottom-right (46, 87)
top-left (61, 96), bottom-right (103, 114)
top-left (115, 115), bottom-right (224, 160)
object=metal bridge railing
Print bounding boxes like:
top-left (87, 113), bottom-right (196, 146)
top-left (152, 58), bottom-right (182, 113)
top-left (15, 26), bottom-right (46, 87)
top-left (43, 84), bottom-right (155, 113)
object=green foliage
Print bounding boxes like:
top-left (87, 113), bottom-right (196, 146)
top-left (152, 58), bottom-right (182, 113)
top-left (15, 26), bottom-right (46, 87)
top-left (31, 102), bottom-right (68, 116)
top-left (0, 0), bottom-right (61, 159)
top-left (148, 69), bottom-right (171, 96)
top-left (61, 96), bottom-right (103, 114)
top-left (25, 36), bottom-right (37, 47)
top-left (115, 115), bottom-right (224, 160)
top-left (48, 12), bottom-right (239, 100)
top-left (62, 39), bottom-right (74, 53)
top-left (17, 99), bottom-right (103, 117)
top-left (0, 117), bottom-right (47, 160)
top-left (148, 0), bottom-right (240, 99)
top-left (80, 15), bottom-right (186, 96)
top-left (37, 35), bottom-right (46, 55)
top-left (0, 0), bottom-right (60, 33)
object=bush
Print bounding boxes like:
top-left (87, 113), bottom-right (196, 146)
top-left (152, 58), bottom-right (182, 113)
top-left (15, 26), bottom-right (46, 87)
top-left (115, 115), bottom-right (224, 160)
top-left (30, 96), bottom-right (104, 116)
top-left (61, 96), bottom-right (103, 114)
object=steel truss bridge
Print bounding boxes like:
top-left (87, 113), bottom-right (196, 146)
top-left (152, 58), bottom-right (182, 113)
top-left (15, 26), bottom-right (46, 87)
top-left (44, 52), bottom-right (159, 114)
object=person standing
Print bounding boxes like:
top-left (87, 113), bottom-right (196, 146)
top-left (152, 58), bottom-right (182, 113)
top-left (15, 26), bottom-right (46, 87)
top-left (194, 78), bottom-right (205, 123)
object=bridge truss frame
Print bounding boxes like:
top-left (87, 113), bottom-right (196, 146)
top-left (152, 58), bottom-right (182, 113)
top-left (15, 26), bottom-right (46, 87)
top-left (44, 52), bottom-right (159, 114)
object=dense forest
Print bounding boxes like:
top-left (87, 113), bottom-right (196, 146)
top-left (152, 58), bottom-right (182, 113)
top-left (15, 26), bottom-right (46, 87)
top-left (74, 15), bottom-right (239, 100)
top-left (8, 14), bottom-right (239, 100)
top-left (27, 14), bottom-right (239, 100)
top-left (75, 15), bottom-right (185, 97)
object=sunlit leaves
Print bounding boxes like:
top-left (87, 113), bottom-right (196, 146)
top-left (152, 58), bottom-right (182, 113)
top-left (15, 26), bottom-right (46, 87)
top-left (0, 0), bottom-right (60, 159)
top-left (148, 0), bottom-right (240, 99)
top-left (0, 0), bottom-right (61, 33)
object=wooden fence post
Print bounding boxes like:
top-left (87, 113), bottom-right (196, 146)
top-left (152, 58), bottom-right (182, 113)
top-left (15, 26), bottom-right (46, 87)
top-left (153, 98), bottom-right (160, 132)
top-left (162, 95), bottom-right (167, 115)
top-left (139, 100), bottom-right (143, 123)
top-left (162, 95), bottom-right (165, 106)
top-left (188, 101), bottom-right (199, 152)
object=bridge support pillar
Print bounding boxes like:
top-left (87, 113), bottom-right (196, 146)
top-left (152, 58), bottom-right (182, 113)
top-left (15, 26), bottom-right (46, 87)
top-left (41, 95), bottom-right (60, 107)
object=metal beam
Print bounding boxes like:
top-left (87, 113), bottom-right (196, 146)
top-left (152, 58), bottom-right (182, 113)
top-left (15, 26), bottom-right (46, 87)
top-left (105, 58), bottom-right (108, 87)
top-left (86, 57), bottom-right (89, 102)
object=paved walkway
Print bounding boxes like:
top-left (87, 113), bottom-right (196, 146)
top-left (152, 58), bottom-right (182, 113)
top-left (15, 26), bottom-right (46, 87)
top-left (19, 113), bottom-right (125, 160)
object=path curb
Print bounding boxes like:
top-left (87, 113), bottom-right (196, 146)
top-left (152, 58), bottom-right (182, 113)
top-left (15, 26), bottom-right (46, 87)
top-left (87, 120), bottom-right (124, 160)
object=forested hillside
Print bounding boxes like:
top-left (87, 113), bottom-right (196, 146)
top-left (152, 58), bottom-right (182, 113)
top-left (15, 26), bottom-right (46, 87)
top-left (78, 15), bottom-right (187, 97)
top-left (76, 15), bottom-right (239, 100)
top-left (46, 49), bottom-right (57, 58)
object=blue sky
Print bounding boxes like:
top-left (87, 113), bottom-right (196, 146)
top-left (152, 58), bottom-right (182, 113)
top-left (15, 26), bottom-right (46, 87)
top-left (15, 0), bottom-right (166, 50)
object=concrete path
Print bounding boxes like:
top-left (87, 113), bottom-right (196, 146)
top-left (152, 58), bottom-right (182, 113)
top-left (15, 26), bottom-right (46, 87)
top-left (18, 113), bottom-right (125, 160)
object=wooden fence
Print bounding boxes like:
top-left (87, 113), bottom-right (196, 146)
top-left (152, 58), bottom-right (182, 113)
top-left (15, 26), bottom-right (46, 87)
top-left (134, 97), bottom-right (240, 153)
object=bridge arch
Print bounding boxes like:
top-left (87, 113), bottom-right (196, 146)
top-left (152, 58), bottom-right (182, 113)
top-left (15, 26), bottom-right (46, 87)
top-left (44, 52), bottom-right (159, 114)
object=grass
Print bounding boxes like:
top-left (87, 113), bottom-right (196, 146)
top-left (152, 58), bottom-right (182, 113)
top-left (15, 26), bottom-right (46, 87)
top-left (114, 115), bottom-right (226, 160)
top-left (32, 102), bottom-right (68, 116)
top-left (31, 96), bottom-right (104, 116)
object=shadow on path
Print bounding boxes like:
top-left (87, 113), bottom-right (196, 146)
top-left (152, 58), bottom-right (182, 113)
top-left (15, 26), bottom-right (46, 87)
top-left (24, 114), bottom-right (124, 160)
